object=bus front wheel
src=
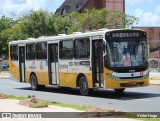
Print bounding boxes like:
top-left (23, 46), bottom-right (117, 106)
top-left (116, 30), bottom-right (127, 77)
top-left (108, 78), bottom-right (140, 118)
top-left (79, 76), bottom-right (91, 96)
top-left (114, 88), bottom-right (125, 94)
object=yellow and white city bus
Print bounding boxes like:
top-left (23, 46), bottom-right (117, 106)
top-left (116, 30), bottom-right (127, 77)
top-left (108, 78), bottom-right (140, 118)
top-left (9, 29), bottom-right (149, 95)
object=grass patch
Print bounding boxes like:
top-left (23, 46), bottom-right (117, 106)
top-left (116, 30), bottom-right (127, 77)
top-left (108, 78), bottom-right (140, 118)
top-left (0, 94), bottom-right (8, 99)
top-left (53, 102), bottom-right (89, 111)
top-left (0, 94), bottom-right (27, 100)
top-left (6, 94), bottom-right (27, 100)
top-left (38, 99), bottom-right (89, 111)
top-left (29, 103), bottom-right (48, 108)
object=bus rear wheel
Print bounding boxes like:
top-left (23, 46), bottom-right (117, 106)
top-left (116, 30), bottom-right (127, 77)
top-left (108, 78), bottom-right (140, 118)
top-left (114, 88), bottom-right (125, 94)
top-left (79, 76), bottom-right (91, 96)
top-left (30, 74), bottom-right (45, 91)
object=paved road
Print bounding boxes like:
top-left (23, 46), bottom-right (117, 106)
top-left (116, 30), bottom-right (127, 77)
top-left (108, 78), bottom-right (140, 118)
top-left (0, 79), bottom-right (160, 112)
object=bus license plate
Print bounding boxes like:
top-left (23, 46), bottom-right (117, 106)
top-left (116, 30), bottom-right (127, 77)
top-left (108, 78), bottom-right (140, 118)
top-left (129, 82), bottom-right (137, 85)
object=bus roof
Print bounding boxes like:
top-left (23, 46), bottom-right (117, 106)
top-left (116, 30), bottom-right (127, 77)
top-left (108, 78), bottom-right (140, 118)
top-left (9, 28), bottom-right (145, 45)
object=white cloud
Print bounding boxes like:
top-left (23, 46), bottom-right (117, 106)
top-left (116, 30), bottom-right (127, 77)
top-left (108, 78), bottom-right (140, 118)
top-left (12, 0), bottom-right (27, 4)
top-left (127, 0), bottom-right (152, 4)
top-left (156, 5), bottom-right (160, 14)
top-left (135, 9), bottom-right (160, 26)
top-left (0, 0), bottom-right (64, 18)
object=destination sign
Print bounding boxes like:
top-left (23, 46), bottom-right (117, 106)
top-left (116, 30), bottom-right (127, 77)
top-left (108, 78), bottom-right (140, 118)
top-left (112, 32), bottom-right (140, 38)
top-left (106, 31), bottom-right (146, 39)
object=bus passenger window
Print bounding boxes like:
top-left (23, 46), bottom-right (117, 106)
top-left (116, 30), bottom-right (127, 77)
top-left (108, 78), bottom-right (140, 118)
top-left (26, 43), bottom-right (35, 60)
top-left (36, 42), bottom-right (47, 59)
top-left (74, 38), bottom-right (90, 59)
top-left (59, 40), bottom-right (73, 59)
top-left (10, 45), bottom-right (18, 61)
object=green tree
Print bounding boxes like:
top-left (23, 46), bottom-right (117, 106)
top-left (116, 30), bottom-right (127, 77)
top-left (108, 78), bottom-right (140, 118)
top-left (19, 10), bottom-right (56, 38)
top-left (0, 16), bottom-right (14, 32)
top-left (75, 9), bottom-right (138, 31)
top-left (54, 12), bottom-right (80, 34)
top-left (0, 16), bottom-right (15, 56)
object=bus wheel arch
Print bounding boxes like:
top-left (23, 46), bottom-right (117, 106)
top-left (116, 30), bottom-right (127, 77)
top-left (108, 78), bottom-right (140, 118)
top-left (30, 72), bottom-right (45, 91)
top-left (76, 74), bottom-right (91, 96)
top-left (30, 72), bottom-right (38, 90)
top-left (76, 73), bottom-right (85, 87)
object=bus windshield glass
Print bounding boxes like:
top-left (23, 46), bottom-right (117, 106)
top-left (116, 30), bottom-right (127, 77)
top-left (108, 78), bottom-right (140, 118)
top-left (105, 39), bottom-right (148, 68)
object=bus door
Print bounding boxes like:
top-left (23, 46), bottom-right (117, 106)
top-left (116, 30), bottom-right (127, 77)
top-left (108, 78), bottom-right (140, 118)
top-left (19, 46), bottom-right (25, 82)
top-left (92, 40), bottom-right (104, 87)
top-left (48, 43), bottom-right (59, 85)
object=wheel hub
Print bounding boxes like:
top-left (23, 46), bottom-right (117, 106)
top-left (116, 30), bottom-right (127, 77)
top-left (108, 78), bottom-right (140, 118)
top-left (81, 82), bottom-right (87, 90)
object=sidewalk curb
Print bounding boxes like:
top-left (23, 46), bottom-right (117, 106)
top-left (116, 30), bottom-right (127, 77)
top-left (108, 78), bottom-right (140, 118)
top-left (149, 79), bottom-right (160, 86)
top-left (0, 73), bottom-right (10, 79)
top-left (150, 78), bottom-right (160, 80)
top-left (0, 76), bottom-right (10, 79)
top-left (149, 84), bottom-right (160, 86)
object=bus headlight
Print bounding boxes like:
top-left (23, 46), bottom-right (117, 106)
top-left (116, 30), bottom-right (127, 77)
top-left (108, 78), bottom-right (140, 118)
top-left (106, 73), bottom-right (120, 80)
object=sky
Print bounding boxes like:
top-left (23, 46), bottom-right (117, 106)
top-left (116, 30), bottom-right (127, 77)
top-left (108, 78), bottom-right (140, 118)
top-left (0, 0), bottom-right (159, 27)
top-left (126, 0), bottom-right (160, 26)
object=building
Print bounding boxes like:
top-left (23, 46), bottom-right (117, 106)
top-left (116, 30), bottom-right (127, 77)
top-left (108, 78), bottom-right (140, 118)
top-left (55, 0), bottom-right (125, 16)
top-left (133, 27), bottom-right (160, 72)
top-left (133, 27), bottom-right (160, 52)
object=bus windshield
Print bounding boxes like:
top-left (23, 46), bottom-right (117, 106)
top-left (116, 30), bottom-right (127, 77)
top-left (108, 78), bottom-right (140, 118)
top-left (105, 39), bottom-right (148, 68)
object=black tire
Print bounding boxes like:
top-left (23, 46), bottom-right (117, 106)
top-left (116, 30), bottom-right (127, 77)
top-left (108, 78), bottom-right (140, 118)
top-left (79, 76), bottom-right (91, 96)
top-left (30, 74), bottom-right (40, 91)
top-left (114, 88), bottom-right (125, 94)
top-left (39, 85), bottom-right (45, 90)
